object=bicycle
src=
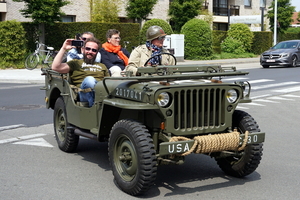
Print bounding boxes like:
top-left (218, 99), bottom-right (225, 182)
top-left (25, 41), bottom-right (55, 70)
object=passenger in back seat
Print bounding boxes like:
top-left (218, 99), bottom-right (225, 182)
top-left (52, 37), bottom-right (110, 107)
top-left (100, 29), bottom-right (130, 77)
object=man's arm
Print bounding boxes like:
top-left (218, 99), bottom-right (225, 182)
top-left (52, 39), bottom-right (73, 73)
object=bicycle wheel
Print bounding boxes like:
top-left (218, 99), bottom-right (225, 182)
top-left (43, 52), bottom-right (54, 69)
top-left (25, 53), bottom-right (39, 70)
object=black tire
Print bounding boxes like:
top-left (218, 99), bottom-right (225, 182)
top-left (291, 55), bottom-right (297, 67)
top-left (25, 53), bottom-right (39, 70)
top-left (53, 97), bottom-right (79, 152)
top-left (108, 119), bottom-right (157, 196)
top-left (143, 52), bottom-right (177, 66)
top-left (262, 65), bottom-right (269, 68)
top-left (215, 110), bottom-right (263, 177)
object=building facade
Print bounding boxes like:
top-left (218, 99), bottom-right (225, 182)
top-left (1, 0), bottom-right (272, 31)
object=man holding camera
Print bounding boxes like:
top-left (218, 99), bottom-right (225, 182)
top-left (66, 31), bottom-right (101, 62)
top-left (52, 37), bottom-right (110, 107)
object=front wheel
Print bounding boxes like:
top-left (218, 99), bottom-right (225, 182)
top-left (25, 53), bottom-right (39, 70)
top-left (215, 110), bottom-right (263, 177)
top-left (53, 97), bottom-right (79, 152)
top-left (108, 119), bottom-right (157, 196)
top-left (291, 55), bottom-right (297, 67)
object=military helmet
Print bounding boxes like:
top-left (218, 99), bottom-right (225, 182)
top-left (146, 25), bottom-right (166, 41)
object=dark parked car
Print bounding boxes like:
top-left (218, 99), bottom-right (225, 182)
top-left (260, 40), bottom-right (300, 68)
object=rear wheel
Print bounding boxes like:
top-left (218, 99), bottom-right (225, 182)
top-left (108, 119), bottom-right (157, 195)
top-left (215, 110), bottom-right (263, 177)
top-left (25, 53), bottom-right (39, 70)
top-left (53, 97), bottom-right (79, 152)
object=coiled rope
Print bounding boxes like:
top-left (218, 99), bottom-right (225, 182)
top-left (169, 130), bottom-right (249, 156)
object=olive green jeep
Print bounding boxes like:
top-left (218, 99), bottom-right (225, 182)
top-left (41, 62), bottom-right (265, 196)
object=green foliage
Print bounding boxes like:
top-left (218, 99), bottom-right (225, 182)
top-left (278, 32), bottom-right (300, 42)
top-left (139, 19), bottom-right (173, 44)
top-left (214, 52), bottom-right (257, 59)
top-left (286, 27), bottom-right (300, 33)
top-left (90, 0), bottom-right (120, 23)
top-left (251, 31), bottom-right (273, 55)
top-left (0, 20), bottom-right (27, 69)
top-left (221, 38), bottom-right (245, 54)
top-left (12, 0), bottom-right (70, 25)
top-left (221, 23), bottom-right (254, 53)
top-left (22, 22), bottom-right (140, 53)
top-left (266, 0), bottom-right (295, 33)
top-left (212, 30), bottom-right (227, 54)
top-left (126, 0), bottom-right (158, 22)
top-left (181, 18), bottom-right (213, 60)
top-left (168, 0), bottom-right (202, 33)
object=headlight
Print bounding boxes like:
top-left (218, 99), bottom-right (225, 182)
top-left (157, 92), bottom-right (170, 107)
top-left (226, 89), bottom-right (238, 103)
top-left (280, 53), bottom-right (289, 57)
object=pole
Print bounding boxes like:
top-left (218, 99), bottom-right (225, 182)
top-left (273, 0), bottom-right (277, 45)
top-left (261, 7), bottom-right (264, 31)
top-left (228, 7), bottom-right (230, 30)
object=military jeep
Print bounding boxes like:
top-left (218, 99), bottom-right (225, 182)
top-left (41, 62), bottom-right (265, 196)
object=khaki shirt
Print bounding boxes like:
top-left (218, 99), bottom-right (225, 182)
top-left (125, 44), bottom-right (176, 75)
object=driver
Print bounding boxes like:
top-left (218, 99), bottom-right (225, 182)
top-left (125, 25), bottom-right (176, 76)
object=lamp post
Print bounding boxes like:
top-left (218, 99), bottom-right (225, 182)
top-left (274, 0), bottom-right (278, 45)
top-left (260, 0), bottom-right (266, 31)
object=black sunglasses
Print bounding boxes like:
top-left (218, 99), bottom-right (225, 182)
top-left (85, 47), bottom-right (98, 53)
top-left (82, 37), bottom-right (87, 41)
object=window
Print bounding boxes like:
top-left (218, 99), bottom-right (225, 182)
top-left (62, 16), bottom-right (75, 22)
top-left (244, 0), bottom-right (251, 7)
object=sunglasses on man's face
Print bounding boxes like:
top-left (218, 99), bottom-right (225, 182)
top-left (85, 47), bottom-right (98, 53)
top-left (82, 37), bottom-right (87, 41)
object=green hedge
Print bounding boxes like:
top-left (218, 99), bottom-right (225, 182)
top-left (0, 20), bottom-right (27, 69)
top-left (251, 31), bottom-right (273, 55)
top-left (212, 30), bottom-right (227, 54)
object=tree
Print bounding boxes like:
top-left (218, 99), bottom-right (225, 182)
top-left (126, 0), bottom-right (158, 25)
top-left (265, 0), bottom-right (295, 33)
top-left (12, 0), bottom-right (70, 43)
top-left (168, 0), bottom-right (203, 33)
top-left (12, 0), bottom-right (70, 25)
top-left (90, 0), bottom-right (120, 22)
top-left (221, 23), bottom-right (254, 54)
top-left (181, 18), bottom-right (213, 60)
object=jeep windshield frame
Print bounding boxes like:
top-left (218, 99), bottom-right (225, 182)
top-left (102, 65), bottom-right (249, 95)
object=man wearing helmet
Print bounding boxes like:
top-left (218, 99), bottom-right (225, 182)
top-left (125, 25), bottom-right (176, 75)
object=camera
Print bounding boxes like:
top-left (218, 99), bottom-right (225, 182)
top-left (71, 40), bottom-right (83, 47)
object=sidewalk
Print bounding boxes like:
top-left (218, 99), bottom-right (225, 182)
top-left (0, 57), bottom-right (259, 84)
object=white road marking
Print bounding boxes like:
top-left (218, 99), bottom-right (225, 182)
top-left (246, 102), bottom-right (266, 106)
top-left (268, 96), bottom-right (294, 101)
top-left (0, 133), bottom-right (46, 144)
top-left (272, 86), bottom-right (300, 93)
top-left (252, 81), bottom-right (299, 90)
top-left (13, 138), bottom-right (53, 148)
top-left (248, 79), bottom-right (273, 84)
top-left (281, 94), bottom-right (300, 98)
top-left (254, 99), bottom-right (279, 103)
top-left (0, 124), bottom-right (26, 131)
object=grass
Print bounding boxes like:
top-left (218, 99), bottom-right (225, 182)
top-left (213, 52), bottom-right (258, 60)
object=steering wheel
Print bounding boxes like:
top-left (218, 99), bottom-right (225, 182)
top-left (143, 52), bottom-right (177, 67)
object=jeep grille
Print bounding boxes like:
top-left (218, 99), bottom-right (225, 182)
top-left (173, 88), bottom-right (226, 131)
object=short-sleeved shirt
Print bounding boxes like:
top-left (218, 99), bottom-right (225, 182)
top-left (67, 59), bottom-right (110, 87)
